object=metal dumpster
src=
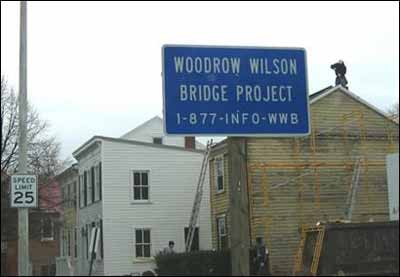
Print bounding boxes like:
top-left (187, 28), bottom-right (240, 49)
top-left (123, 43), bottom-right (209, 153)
top-left (298, 221), bottom-right (399, 276)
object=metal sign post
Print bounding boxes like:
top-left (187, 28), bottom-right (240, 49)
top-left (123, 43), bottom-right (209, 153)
top-left (18, 1), bottom-right (30, 276)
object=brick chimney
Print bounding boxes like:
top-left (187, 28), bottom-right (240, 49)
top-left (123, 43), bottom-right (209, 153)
top-left (184, 136), bottom-right (196, 149)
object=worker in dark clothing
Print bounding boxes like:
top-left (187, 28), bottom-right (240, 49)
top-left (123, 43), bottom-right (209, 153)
top-left (254, 237), bottom-right (271, 276)
top-left (330, 60), bottom-right (348, 88)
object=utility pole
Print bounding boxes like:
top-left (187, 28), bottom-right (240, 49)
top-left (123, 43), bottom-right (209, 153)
top-left (228, 137), bottom-right (250, 276)
top-left (18, 1), bottom-right (30, 276)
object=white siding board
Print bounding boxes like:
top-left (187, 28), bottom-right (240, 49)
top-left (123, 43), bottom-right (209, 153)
top-left (76, 144), bottom-right (104, 276)
top-left (102, 140), bottom-right (212, 275)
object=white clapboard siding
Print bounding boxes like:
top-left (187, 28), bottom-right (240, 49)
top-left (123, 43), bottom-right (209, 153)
top-left (101, 139), bottom-right (212, 275)
top-left (76, 144), bottom-right (104, 276)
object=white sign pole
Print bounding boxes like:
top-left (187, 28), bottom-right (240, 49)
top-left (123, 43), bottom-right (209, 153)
top-left (18, 1), bottom-right (30, 276)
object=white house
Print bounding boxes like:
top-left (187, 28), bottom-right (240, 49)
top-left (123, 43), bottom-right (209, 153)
top-left (68, 116), bottom-right (212, 276)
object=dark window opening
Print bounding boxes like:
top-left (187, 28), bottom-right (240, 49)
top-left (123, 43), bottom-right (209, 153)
top-left (133, 171), bottom-right (149, 200)
top-left (184, 227), bottom-right (199, 251)
top-left (153, 137), bottom-right (163, 144)
top-left (135, 229), bottom-right (151, 258)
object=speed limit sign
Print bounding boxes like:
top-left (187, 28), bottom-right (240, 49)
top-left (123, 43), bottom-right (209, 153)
top-left (11, 175), bottom-right (38, 208)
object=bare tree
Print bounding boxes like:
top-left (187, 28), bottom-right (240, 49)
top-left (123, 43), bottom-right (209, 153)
top-left (1, 76), bottom-right (67, 177)
top-left (387, 102), bottom-right (399, 123)
top-left (2, 76), bottom-right (70, 251)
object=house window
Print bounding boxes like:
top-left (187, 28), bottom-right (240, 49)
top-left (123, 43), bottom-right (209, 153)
top-left (135, 229), bottom-right (151, 258)
top-left (99, 162), bottom-right (102, 201)
top-left (217, 215), bottom-right (228, 250)
top-left (74, 228), bottom-right (78, 258)
top-left (94, 165), bottom-right (100, 202)
top-left (79, 175), bottom-right (84, 208)
top-left (133, 171), bottom-right (149, 201)
top-left (184, 227), bottom-right (199, 252)
top-left (87, 170), bottom-right (92, 205)
top-left (67, 184), bottom-right (71, 208)
top-left (215, 157), bottom-right (224, 193)
top-left (73, 181), bottom-right (77, 209)
top-left (41, 217), bottom-right (54, 241)
top-left (91, 166), bottom-right (95, 203)
top-left (67, 229), bottom-right (71, 256)
top-left (153, 137), bottom-right (163, 144)
top-left (83, 172), bottom-right (88, 206)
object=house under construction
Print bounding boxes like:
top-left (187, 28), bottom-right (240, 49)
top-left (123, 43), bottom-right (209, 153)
top-left (208, 85), bottom-right (399, 276)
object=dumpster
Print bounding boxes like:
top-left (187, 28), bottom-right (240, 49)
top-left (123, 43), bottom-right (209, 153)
top-left (296, 221), bottom-right (399, 276)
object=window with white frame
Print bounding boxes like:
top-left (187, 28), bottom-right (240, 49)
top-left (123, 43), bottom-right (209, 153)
top-left (41, 216), bottom-right (54, 241)
top-left (216, 215), bottom-right (228, 250)
top-left (215, 157), bottom-right (224, 193)
top-left (132, 171), bottom-right (149, 201)
top-left (135, 229), bottom-right (151, 258)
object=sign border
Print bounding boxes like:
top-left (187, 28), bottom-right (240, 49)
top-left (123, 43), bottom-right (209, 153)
top-left (162, 44), bottom-right (311, 137)
top-left (10, 174), bottom-right (38, 208)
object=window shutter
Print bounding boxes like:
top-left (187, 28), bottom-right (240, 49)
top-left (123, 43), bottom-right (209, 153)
top-left (84, 171), bottom-right (88, 206)
top-left (99, 162), bottom-right (102, 200)
top-left (91, 167), bottom-right (95, 202)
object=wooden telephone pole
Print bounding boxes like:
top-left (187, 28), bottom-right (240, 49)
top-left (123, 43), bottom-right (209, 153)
top-left (228, 137), bottom-right (250, 276)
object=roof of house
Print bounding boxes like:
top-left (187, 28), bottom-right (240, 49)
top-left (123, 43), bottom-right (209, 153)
top-left (55, 163), bottom-right (78, 182)
top-left (310, 85), bottom-right (396, 121)
top-left (309, 86), bottom-right (333, 100)
top-left (210, 85), bottom-right (397, 150)
top-left (73, 135), bottom-right (205, 159)
top-left (120, 115), bottom-right (162, 139)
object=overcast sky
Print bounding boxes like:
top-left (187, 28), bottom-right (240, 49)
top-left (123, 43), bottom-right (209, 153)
top-left (1, 1), bottom-right (399, 160)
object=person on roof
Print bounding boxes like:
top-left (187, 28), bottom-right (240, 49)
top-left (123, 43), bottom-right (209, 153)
top-left (331, 60), bottom-right (348, 88)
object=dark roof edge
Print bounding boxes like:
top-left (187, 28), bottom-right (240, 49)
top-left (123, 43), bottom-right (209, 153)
top-left (55, 164), bottom-right (78, 181)
top-left (73, 135), bottom-right (205, 158)
top-left (98, 136), bottom-right (205, 154)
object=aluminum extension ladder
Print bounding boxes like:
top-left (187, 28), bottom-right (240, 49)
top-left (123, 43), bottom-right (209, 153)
top-left (344, 157), bottom-right (363, 221)
top-left (185, 140), bottom-right (213, 252)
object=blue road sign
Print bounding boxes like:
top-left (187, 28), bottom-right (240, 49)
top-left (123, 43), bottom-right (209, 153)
top-left (162, 45), bottom-right (310, 136)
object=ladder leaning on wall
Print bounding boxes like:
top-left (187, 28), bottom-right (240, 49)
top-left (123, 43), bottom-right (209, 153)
top-left (344, 157), bottom-right (363, 221)
top-left (185, 140), bottom-right (213, 252)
